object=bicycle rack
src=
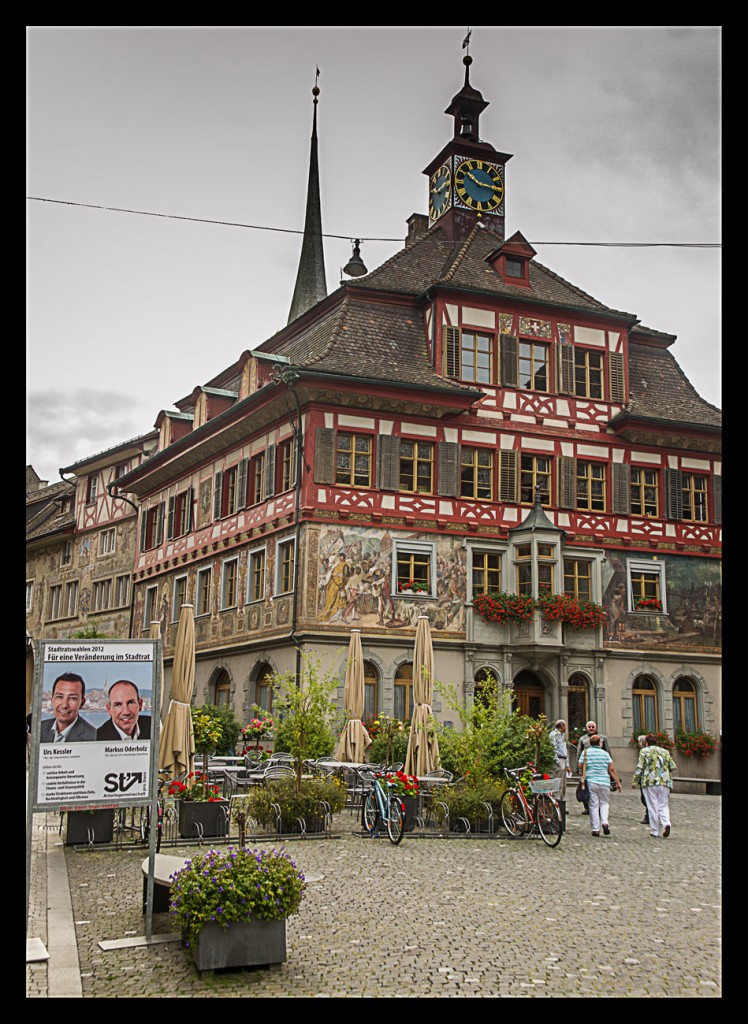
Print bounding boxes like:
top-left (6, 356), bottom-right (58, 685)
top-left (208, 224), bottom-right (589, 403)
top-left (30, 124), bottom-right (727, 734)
top-left (481, 801), bottom-right (495, 836)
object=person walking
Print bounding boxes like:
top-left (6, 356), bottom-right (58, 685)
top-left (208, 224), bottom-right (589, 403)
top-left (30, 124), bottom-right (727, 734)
top-left (549, 719), bottom-right (570, 801)
top-left (577, 734), bottom-right (622, 837)
top-left (633, 732), bottom-right (677, 838)
top-left (635, 734), bottom-right (650, 824)
top-left (576, 720), bottom-right (609, 815)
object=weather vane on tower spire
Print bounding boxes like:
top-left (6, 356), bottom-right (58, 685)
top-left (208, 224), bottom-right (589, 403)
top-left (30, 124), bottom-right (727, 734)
top-left (462, 27), bottom-right (472, 56)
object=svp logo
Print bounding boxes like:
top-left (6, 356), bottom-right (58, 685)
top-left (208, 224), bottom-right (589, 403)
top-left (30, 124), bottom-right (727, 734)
top-left (104, 772), bottom-right (146, 793)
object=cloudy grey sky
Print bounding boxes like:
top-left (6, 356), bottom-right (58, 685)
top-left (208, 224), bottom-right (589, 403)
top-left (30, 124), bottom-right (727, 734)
top-left (27, 26), bottom-right (721, 485)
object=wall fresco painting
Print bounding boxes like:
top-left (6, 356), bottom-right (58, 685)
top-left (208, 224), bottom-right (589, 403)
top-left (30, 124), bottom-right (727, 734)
top-left (317, 525), bottom-right (466, 632)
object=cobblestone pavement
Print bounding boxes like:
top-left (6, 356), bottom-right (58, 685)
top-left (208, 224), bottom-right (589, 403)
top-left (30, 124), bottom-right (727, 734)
top-left (27, 788), bottom-right (721, 998)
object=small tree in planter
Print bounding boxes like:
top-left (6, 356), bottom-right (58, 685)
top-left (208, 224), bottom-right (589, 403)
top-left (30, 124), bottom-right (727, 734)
top-left (191, 706), bottom-right (224, 777)
top-left (270, 652), bottom-right (345, 791)
top-left (368, 713), bottom-right (409, 767)
top-left (202, 702), bottom-right (242, 755)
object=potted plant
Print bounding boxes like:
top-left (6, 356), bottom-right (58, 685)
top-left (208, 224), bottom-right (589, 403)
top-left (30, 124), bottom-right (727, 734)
top-left (169, 846), bottom-right (306, 971)
top-left (383, 770), bottom-right (420, 832)
top-left (240, 706), bottom-right (274, 757)
top-left (397, 579), bottom-right (429, 595)
top-left (472, 591), bottom-right (535, 624)
top-left (241, 776), bottom-right (346, 834)
top-left (635, 597), bottom-right (662, 611)
top-left (168, 772), bottom-right (230, 839)
top-left (432, 777), bottom-right (506, 833)
top-left (535, 592), bottom-right (607, 630)
top-left (674, 730), bottom-right (719, 758)
top-left (191, 706), bottom-right (225, 777)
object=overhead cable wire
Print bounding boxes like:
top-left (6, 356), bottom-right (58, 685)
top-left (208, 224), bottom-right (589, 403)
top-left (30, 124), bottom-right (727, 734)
top-left (26, 196), bottom-right (721, 248)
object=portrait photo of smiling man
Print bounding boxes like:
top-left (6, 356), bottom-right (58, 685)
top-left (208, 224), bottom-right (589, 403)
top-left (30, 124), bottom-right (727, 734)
top-left (96, 679), bottom-right (152, 740)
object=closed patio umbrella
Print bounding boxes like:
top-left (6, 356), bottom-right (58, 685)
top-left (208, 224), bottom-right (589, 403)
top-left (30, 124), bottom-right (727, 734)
top-left (25, 638), bottom-right (34, 718)
top-left (158, 604), bottom-right (196, 778)
top-left (404, 615), bottom-right (440, 776)
top-left (334, 629), bottom-right (371, 762)
top-left (148, 620), bottom-right (165, 728)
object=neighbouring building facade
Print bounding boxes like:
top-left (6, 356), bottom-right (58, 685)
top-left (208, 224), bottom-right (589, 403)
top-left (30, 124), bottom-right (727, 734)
top-left (103, 56), bottom-right (720, 775)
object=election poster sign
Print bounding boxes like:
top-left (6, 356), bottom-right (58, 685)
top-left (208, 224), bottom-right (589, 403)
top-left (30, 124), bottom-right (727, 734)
top-left (32, 639), bottom-right (161, 810)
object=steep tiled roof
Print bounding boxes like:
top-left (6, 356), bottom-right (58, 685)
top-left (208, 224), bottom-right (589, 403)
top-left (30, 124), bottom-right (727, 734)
top-left (624, 342), bottom-right (721, 428)
top-left (348, 222), bottom-right (636, 318)
top-left (26, 480), bottom-right (75, 541)
top-left (274, 297), bottom-right (478, 396)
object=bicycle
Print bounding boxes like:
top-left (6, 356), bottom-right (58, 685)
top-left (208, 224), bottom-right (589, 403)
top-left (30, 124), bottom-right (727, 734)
top-left (138, 775), bottom-right (172, 852)
top-left (500, 766), bottom-right (563, 848)
top-left (360, 769), bottom-right (406, 845)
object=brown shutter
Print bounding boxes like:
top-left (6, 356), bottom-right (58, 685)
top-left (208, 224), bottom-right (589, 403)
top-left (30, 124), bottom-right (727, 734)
top-left (167, 495), bottom-right (176, 539)
top-left (558, 456), bottom-right (576, 509)
top-left (443, 326), bottom-right (460, 379)
top-left (377, 435), bottom-right (400, 490)
top-left (213, 472), bottom-right (223, 520)
top-left (557, 343), bottom-right (574, 395)
top-left (664, 467), bottom-right (683, 520)
top-left (186, 487), bottom-right (194, 532)
top-left (501, 335), bottom-right (518, 388)
top-left (499, 449), bottom-right (518, 503)
top-left (263, 446), bottom-right (276, 500)
top-left (237, 458), bottom-right (249, 509)
top-left (611, 463), bottom-right (630, 514)
top-left (437, 441), bottom-right (461, 497)
top-left (313, 428), bottom-right (335, 485)
top-left (155, 502), bottom-right (165, 547)
top-left (609, 352), bottom-right (625, 403)
top-left (140, 511), bottom-right (147, 551)
top-left (713, 474), bottom-right (721, 525)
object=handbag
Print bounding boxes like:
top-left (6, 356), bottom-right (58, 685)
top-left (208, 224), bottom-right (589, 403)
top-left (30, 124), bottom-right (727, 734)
top-left (575, 756), bottom-right (588, 802)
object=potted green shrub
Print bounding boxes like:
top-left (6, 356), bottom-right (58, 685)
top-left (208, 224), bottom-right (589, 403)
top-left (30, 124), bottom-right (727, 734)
top-left (241, 775), bottom-right (346, 834)
top-left (64, 806), bottom-right (115, 845)
top-left (168, 772), bottom-right (229, 839)
top-left (382, 770), bottom-right (420, 832)
top-left (432, 777), bottom-right (506, 833)
top-left (169, 846), bottom-right (306, 971)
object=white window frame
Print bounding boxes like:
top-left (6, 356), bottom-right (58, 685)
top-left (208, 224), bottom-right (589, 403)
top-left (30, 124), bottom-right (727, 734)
top-left (196, 567), bottom-right (212, 617)
top-left (392, 540), bottom-right (437, 598)
top-left (99, 527), bottom-right (116, 556)
top-left (114, 574), bottom-right (130, 608)
top-left (626, 558), bottom-right (667, 614)
top-left (60, 539), bottom-right (73, 567)
top-left (64, 581), bottom-right (79, 618)
top-left (221, 557), bottom-right (239, 610)
top-left (143, 584), bottom-right (158, 633)
top-left (276, 539), bottom-right (296, 595)
top-left (26, 580), bottom-right (34, 614)
top-left (92, 577), bottom-right (112, 612)
top-left (172, 574), bottom-right (188, 621)
top-left (47, 584), bottom-right (63, 621)
top-left (248, 546), bottom-right (267, 603)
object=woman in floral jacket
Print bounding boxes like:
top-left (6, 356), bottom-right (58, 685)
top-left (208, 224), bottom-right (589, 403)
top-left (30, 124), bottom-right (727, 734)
top-left (632, 733), bottom-right (677, 838)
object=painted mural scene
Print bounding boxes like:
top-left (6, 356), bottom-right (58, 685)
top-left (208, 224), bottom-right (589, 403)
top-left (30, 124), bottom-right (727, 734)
top-left (27, 28), bottom-right (720, 996)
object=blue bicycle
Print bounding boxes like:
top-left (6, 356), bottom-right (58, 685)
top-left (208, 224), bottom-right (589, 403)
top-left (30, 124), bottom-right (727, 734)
top-left (360, 770), bottom-right (406, 845)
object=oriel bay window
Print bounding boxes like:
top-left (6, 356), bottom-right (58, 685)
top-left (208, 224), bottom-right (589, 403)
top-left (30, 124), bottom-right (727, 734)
top-left (515, 543), bottom-right (555, 597)
top-left (461, 447), bottom-right (494, 500)
top-left (515, 545), bottom-right (533, 595)
top-left (336, 432), bottom-right (372, 487)
top-left (399, 440), bottom-right (433, 493)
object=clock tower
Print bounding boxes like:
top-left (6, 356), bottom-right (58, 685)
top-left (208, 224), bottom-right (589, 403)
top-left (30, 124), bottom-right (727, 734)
top-left (423, 54), bottom-right (512, 242)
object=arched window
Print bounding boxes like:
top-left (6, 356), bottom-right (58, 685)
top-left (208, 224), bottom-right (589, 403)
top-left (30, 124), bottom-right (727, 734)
top-left (214, 669), bottom-right (230, 706)
top-left (256, 665), bottom-right (274, 712)
top-left (474, 667), bottom-right (498, 710)
top-left (632, 674), bottom-right (658, 734)
top-left (512, 670), bottom-right (545, 719)
top-left (673, 678), bottom-right (698, 732)
top-left (394, 663), bottom-right (414, 721)
top-left (567, 673), bottom-right (589, 733)
top-left (363, 660), bottom-right (379, 719)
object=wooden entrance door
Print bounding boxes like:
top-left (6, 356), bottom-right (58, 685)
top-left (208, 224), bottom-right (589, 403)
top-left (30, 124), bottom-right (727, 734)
top-left (512, 670), bottom-right (545, 719)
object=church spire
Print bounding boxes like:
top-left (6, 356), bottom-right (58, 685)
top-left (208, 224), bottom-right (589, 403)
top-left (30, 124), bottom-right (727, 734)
top-left (288, 71), bottom-right (327, 324)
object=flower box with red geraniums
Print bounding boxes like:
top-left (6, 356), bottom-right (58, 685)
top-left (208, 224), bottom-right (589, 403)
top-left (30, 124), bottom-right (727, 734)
top-left (383, 770), bottom-right (420, 797)
top-left (472, 591), bottom-right (535, 624)
top-left (535, 592), bottom-right (607, 630)
top-left (675, 730), bottom-right (719, 757)
top-left (168, 772), bottom-right (223, 803)
top-left (635, 597), bottom-right (662, 612)
top-left (397, 579), bottom-right (429, 595)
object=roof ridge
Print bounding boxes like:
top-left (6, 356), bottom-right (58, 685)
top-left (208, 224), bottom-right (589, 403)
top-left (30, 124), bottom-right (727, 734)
top-left (349, 221), bottom-right (446, 287)
top-left (436, 221), bottom-right (485, 283)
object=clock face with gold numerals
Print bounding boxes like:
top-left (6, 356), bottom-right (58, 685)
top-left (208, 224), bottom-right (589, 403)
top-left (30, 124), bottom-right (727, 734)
top-left (454, 158), bottom-right (504, 212)
top-left (429, 162), bottom-right (452, 221)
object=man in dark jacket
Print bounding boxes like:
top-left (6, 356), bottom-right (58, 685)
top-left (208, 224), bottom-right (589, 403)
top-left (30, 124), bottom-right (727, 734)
top-left (96, 680), bottom-right (151, 740)
top-left (576, 720), bottom-right (609, 815)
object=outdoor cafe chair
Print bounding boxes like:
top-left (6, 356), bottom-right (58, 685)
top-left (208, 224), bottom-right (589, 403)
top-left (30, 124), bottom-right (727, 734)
top-left (262, 764), bottom-right (296, 782)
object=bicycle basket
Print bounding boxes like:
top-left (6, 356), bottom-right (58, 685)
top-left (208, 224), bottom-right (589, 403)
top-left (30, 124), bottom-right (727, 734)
top-left (529, 778), bottom-right (560, 794)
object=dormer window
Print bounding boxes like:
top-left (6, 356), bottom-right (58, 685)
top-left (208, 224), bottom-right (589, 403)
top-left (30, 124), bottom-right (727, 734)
top-left (505, 257), bottom-right (524, 278)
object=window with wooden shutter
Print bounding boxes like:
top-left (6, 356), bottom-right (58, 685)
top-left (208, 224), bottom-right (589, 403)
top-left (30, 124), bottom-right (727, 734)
top-left (377, 435), bottom-right (400, 491)
top-left (664, 467), bottom-right (684, 520)
top-left (501, 335), bottom-right (519, 388)
top-left (609, 352), bottom-right (625, 404)
top-left (213, 472), bottom-right (223, 520)
top-left (155, 502), bottom-right (165, 547)
top-left (237, 458), bottom-right (249, 510)
top-left (499, 449), bottom-right (518, 502)
top-left (167, 496), bottom-right (176, 539)
top-left (558, 456), bottom-right (576, 509)
top-left (443, 326), bottom-right (460, 380)
top-left (713, 474), bottom-right (722, 525)
top-left (263, 445), bottom-right (276, 500)
top-left (139, 511), bottom-right (147, 552)
top-left (557, 343), bottom-right (574, 395)
top-left (437, 441), bottom-right (461, 497)
top-left (313, 427), bottom-right (335, 485)
top-left (611, 463), bottom-right (631, 514)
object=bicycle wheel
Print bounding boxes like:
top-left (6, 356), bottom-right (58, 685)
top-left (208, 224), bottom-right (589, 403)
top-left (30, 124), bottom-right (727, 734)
top-left (386, 795), bottom-right (405, 845)
top-left (362, 789), bottom-right (380, 835)
top-left (500, 789), bottom-right (529, 837)
top-left (536, 795), bottom-right (563, 848)
top-left (139, 805), bottom-right (150, 844)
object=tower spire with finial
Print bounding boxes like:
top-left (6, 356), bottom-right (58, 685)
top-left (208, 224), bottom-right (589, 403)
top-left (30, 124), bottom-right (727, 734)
top-left (288, 69), bottom-right (327, 324)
